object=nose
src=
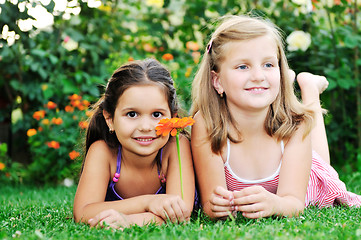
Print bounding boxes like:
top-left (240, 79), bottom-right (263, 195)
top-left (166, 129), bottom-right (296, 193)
top-left (250, 66), bottom-right (265, 82)
top-left (138, 117), bottom-right (154, 132)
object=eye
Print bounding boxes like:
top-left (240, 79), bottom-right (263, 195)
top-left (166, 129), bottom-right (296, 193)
top-left (264, 63), bottom-right (274, 68)
top-left (237, 65), bottom-right (248, 70)
top-left (152, 112), bottom-right (163, 118)
top-left (127, 111), bottom-right (138, 118)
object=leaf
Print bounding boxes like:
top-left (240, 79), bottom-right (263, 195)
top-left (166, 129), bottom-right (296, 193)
top-left (62, 78), bottom-right (78, 94)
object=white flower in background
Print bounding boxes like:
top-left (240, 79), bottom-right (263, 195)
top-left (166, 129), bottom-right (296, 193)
top-left (27, 4), bottom-right (54, 30)
top-left (17, 19), bottom-right (34, 32)
top-left (63, 178), bottom-right (74, 187)
top-left (320, 0), bottom-right (335, 7)
top-left (1, 25), bottom-right (20, 46)
top-left (292, 0), bottom-right (313, 14)
top-left (87, 0), bottom-right (101, 8)
top-left (62, 36), bottom-right (79, 51)
top-left (292, 0), bottom-right (309, 5)
top-left (146, 0), bottom-right (164, 8)
top-left (286, 30), bottom-right (311, 52)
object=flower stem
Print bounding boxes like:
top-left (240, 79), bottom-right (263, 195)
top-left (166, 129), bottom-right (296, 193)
top-left (176, 133), bottom-right (184, 199)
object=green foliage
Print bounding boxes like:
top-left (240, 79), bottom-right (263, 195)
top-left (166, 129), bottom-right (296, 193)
top-left (1, 182), bottom-right (361, 239)
top-left (1, 0), bottom-right (361, 183)
top-left (25, 95), bottom-right (88, 184)
top-left (0, 143), bottom-right (24, 184)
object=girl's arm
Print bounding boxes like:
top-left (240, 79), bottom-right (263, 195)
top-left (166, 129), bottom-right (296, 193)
top-left (233, 123), bottom-right (312, 218)
top-left (159, 135), bottom-right (195, 218)
top-left (191, 113), bottom-right (234, 219)
top-left (73, 141), bottom-right (168, 223)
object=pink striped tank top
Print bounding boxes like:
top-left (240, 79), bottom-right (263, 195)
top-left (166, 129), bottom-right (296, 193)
top-left (224, 139), bottom-right (283, 194)
top-left (224, 139), bottom-right (361, 208)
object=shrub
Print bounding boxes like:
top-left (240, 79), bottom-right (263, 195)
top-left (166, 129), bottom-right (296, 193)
top-left (26, 94), bottom-right (89, 184)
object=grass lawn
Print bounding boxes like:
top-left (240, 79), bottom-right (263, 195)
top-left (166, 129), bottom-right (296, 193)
top-left (1, 172), bottom-right (361, 239)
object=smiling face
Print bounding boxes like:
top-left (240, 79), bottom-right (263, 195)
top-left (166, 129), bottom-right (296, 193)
top-left (104, 85), bottom-right (172, 158)
top-left (212, 35), bottom-right (281, 115)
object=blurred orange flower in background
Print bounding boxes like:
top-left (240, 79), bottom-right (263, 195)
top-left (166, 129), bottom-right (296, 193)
top-left (46, 101), bottom-right (57, 110)
top-left (41, 119), bottom-right (50, 125)
top-left (33, 110), bottom-right (46, 121)
top-left (69, 94), bottom-right (82, 101)
top-left (69, 150), bottom-right (80, 160)
top-left (79, 121), bottom-right (89, 129)
top-left (186, 41), bottom-right (199, 51)
top-left (65, 105), bottom-right (74, 113)
top-left (47, 141), bottom-right (60, 149)
top-left (27, 128), bottom-right (37, 137)
top-left (51, 117), bottom-right (63, 125)
top-left (0, 162), bottom-right (5, 170)
top-left (162, 53), bottom-right (174, 61)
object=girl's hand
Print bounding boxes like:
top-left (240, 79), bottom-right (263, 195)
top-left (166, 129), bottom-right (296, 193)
top-left (88, 209), bottom-right (130, 230)
top-left (208, 186), bottom-right (235, 219)
top-left (147, 195), bottom-right (190, 223)
top-left (232, 185), bottom-right (278, 219)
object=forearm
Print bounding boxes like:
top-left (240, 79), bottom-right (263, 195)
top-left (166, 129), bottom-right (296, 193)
top-left (75, 195), bottom-right (155, 223)
top-left (127, 212), bottom-right (165, 226)
top-left (273, 195), bottom-right (305, 217)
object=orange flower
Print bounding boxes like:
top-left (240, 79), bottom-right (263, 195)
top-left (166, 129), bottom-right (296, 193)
top-left (79, 121), bottom-right (89, 129)
top-left (156, 117), bottom-right (195, 137)
top-left (143, 43), bottom-right (156, 53)
top-left (51, 117), bottom-right (63, 125)
top-left (38, 126), bottom-right (43, 132)
top-left (71, 100), bottom-right (81, 108)
top-left (27, 128), bottom-right (37, 137)
top-left (65, 105), bottom-right (74, 113)
top-left (192, 51), bottom-right (201, 64)
top-left (186, 41), bottom-right (200, 51)
top-left (162, 53), bottom-right (174, 61)
top-left (85, 111), bottom-right (93, 117)
top-left (128, 57), bottom-right (134, 62)
top-left (33, 110), bottom-right (46, 120)
top-left (0, 162), bottom-right (5, 171)
top-left (47, 141), bottom-right (60, 149)
top-left (69, 94), bottom-right (82, 101)
top-left (42, 119), bottom-right (50, 125)
top-left (185, 67), bottom-right (192, 78)
top-left (77, 104), bottom-right (85, 111)
top-left (69, 150), bottom-right (80, 160)
top-left (82, 100), bottom-right (90, 108)
top-left (46, 101), bottom-right (57, 110)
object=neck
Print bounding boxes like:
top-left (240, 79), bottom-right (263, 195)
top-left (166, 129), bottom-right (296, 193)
top-left (229, 107), bottom-right (270, 138)
top-left (121, 149), bottom-right (159, 170)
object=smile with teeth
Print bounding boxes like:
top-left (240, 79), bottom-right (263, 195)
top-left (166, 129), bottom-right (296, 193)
top-left (246, 87), bottom-right (267, 91)
top-left (135, 137), bottom-right (156, 142)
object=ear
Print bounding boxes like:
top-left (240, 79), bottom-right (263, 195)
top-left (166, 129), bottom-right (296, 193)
top-left (103, 110), bottom-right (114, 131)
top-left (211, 70), bottom-right (224, 95)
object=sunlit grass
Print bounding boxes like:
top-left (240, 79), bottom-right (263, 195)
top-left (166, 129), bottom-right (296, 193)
top-left (1, 173), bottom-right (361, 239)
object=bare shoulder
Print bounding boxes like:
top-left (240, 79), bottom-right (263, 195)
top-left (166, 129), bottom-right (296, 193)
top-left (191, 112), bottom-right (209, 144)
top-left (84, 140), bottom-right (117, 167)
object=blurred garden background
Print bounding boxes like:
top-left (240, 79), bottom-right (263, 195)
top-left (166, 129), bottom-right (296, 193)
top-left (0, 0), bottom-right (360, 186)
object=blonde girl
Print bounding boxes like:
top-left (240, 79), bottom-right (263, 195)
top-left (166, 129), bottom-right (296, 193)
top-left (191, 15), bottom-right (361, 219)
top-left (74, 59), bottom-right (195, 228)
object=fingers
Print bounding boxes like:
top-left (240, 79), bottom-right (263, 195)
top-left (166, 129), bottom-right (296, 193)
top-left (208, 187), bottom-right (235, 218)
top-left (214, 186), bottom-right (233, 200)
top-left (155, 196), bottom-right (189, 223)
top-left (88, 209), bottom-right (128, 230)
top-left (232, 186), bottom-right (275, 219)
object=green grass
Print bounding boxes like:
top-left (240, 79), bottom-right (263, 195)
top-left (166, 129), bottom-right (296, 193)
top-left (1, 173), bottom-right (361, 239)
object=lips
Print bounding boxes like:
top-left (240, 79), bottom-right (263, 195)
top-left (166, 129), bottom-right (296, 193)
top-left (134, 137), bottom-right (157, 142)
top-left (245, 87), bottom-right (268, 92)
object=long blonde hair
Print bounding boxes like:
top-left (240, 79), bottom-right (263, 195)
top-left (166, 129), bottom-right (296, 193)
top-left (191, 15), bottom-right (314, 154)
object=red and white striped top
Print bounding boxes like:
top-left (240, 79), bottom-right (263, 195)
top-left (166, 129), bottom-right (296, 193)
top-left (224, 140), bottom-right (361, 208)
